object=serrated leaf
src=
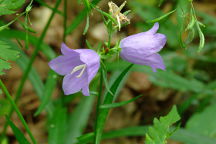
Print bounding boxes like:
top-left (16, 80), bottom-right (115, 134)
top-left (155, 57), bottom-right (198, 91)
top-left (145, 106), bottom-right (180, 144)
top-left (0, 40), bottom-right (20, 75)
top-left (0, 0), bottom-right (25, 16)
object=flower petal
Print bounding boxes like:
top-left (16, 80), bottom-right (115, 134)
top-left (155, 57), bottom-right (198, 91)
top-left (121, 53), bottom-right (165, 72)
top-left (61, 43), bottom-right (80, 56)
top-left (120, 23), bottom-right (166, 56)
top-left (76, 49), bottom-right (100, 83)
top-left (62, 71), bottom-right (88, 95)
top-left (146, 22), bottom-right (159, 34)
top-left (48, 55), bottom-right (83, 75)
top-left (82, 85), bottom-right (90, 96)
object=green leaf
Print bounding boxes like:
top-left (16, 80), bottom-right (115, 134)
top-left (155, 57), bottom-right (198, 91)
top-left (101, 62), bottom-right (114, 96)
top-left (146, 9), bottom-right (176, 23)
top-left (65, 96), bottom-right (95, 144)
top-left (145, 106), bottom-right (180, 144)
top-left (83, 15), bottom-right (90, 35)
top-left (0, 0), bottom-right (25, 16)
top-left (34, 70), bottom-right (58, 116)
top-left (0, 99), bottom-right (10, 116)
top-left (94, 64), bottom-right (133, 143)
top-left (48, 105), bottom-right (67, 144)
top-left (0, 39), bottom-right (19, 75)
top-left (196, 22), bottom-right (205, 52)
top-left (2, 38), bottom-right (44, 99)
top-left (0, 29), bottom-right (56, 60)
top-left (77, 126), bottom-right (216, 144)
top-left (100, 95), bottom-right (142, 109)
top-left (106, 61), bottom-right (206, 93)
top-left (0, 135), bottom-right (8, 144)
top-left (64, 78), bottom-right (98, 144)
top-left (6, 117), bottom-right (31, 144)
top-left (186, 104), bottom-right (216, 138)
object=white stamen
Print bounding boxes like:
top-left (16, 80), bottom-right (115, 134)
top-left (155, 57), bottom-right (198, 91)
top-left (71, 64), bottom-right (86, 78)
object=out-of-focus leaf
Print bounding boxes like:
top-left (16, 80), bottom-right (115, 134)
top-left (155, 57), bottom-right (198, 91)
top-left (186, 104), bottom-right (216, 138)
top-left (34, 70), bottom-right (58, 116)
top-left (64, 78), bottom-right (98, 144)
top-left (106, 61), bottom-right (206, 93)
top-left (64, 96), bottom-right (95, 144)
top-left (48, 105), bottom-right (67, 144)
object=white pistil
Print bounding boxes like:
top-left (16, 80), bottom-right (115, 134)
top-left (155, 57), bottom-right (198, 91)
top-left (71, 64), bottom-right (86, 78)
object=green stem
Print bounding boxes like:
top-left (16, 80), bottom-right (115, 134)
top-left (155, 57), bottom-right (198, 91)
top-left (2, 0), bottom-right (62, 135)
top-left (0, 80), bottom-right (37, 144)
top-left (94, 67), bottom-right (104, 143)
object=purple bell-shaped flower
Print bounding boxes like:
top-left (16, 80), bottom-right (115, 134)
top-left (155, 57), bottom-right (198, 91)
top-left (49, 43), bottom-right (100, 96)
top-left (120, 23), bottom-right (167, 72)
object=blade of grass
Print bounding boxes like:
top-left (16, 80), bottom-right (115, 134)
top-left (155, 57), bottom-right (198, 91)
top-left (64, 78), bottom-right (99, 144)
top-left (6, 116), bottom-right (31, 144)
top-left (14, 0), bottom-right (61, 105)
top-left (48, 105), bottom-right (67, 144)
top-left (34, 70), bottom-right (58, 116)
top-left (94, 64), bottom-right (133, 144)
top-left (65, 96), bottom-right (95, 144)
top-left (100, 95), bottom-right (143, 109)
top-left (146, 9), bottom-right (176, 23)
top-left (2, 0), bottom-right (61, 137)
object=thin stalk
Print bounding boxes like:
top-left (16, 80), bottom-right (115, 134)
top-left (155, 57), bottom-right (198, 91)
top-left (2, 0), bottom-right (62, 134)
top-left (93, 67), bottom-right (104, 143)
top-left (0, 80), bottom-right (37, 144)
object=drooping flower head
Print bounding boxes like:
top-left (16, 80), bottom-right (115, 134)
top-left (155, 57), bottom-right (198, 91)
top-left (49, 43), bottom-right (100, 96)
top-left (120, 22), bottom-right (167, 72)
